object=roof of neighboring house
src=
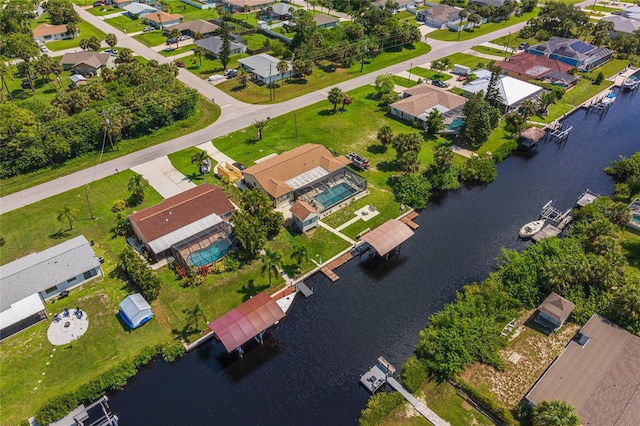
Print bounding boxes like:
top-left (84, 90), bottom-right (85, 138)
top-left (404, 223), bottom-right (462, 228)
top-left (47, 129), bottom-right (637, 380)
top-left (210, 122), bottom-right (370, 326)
top-left (421, 4), bottom-right (461, 22)
top-left (243, 144), bottom-right (351, 198)
top-left (0, 236), bottom-right (101, 311)
top-left (61, 52), bottom-right (112, 68)
top-left (462, 75), bottom-right (544, 107)
top-left (529, 37), bottom-right (611, 61)
top-left (145, 11), bottom-right (183, 24)
top-left (496, 52), bottom-right (573, 78)
top-left (537, 292), bottom-right (576, 324)
top-left (520, 127), bottom-right (545, 141)
top-left (114, 0), bottom-right (133, 4)
top-left (172, 19), bottom-right (219, 34)
top-left (122, 3), bottom-right (157, 15)
top-left (361, 219), bottom-right (415, 257)
top-left (238, 53), bottom-right (292, 78)
top-left (195, 36), bottom-right (245, 55)
top-left (225, 0), bottom-right (273, 7)
top-left (391, 84), bottom-right (467, 117)
top-left (70, 74), bottom-right (87, 83)
top-left (290, 200), bottom-right (318, 221)
top-left (542, 71), bottom-right (579, 86)
top-left (32, 23), bottom-right (69, 38)
top-left (313, 13), bottom-right (339, 26)
top-left (373, 0), bottom-right (414, 7)
top-left (603, 15), bottom-right (640, 34)
top-left (526, 314), bottom-right (640, 425)
top-left (469, 0), bottom-right (505, 6)
top-left (128, 183), bottom-right (234, 248)
top-left (623, 5), bottom-right (640, 16)
top-left (271, 3), bottom-right (291, 15)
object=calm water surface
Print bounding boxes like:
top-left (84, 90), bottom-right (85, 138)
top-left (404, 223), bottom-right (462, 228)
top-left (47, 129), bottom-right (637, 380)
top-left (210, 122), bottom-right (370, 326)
top-left (109, 90), bottom-right (639, 425)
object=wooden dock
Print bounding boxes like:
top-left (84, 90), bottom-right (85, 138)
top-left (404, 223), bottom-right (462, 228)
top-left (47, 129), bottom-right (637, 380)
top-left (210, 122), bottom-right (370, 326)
top-left (532, 224), bottom-right (561, 242)
top-left (320, 251), bottom-right (354, 282)
top-left (400, 211), bottom-right (420, 230)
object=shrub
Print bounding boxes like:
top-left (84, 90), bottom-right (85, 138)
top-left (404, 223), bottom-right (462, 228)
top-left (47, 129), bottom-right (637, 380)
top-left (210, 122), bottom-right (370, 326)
top-left (111, 199), bottom-right (126, 212)
top-left (118, 247), bottom-right (161, 300)
top-left (162, 339), bottom-right (186, 363)
top-left (198, 265), bottom-right (209, 276)
top-left (454, 379), bottom-right (517, 425)
top-left (392, 173), bottom-right (432, 210)
top-left (111, 213), bottom-right (132, 237)
top-left (358, 392), bottom-right (404, 426)
top-left (399, 356), bottom-right (428, 393)
top-left (492, 139), bottom-right (519, 162)
top-left (223, 255), bottom-right (240, 272)
top-left (210, 261), bottom-right (226, 274)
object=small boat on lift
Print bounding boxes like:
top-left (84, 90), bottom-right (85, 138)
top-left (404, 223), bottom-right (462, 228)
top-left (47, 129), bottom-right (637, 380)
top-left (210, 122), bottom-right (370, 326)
top-left (601, 91), bottom-right (616, 106)
top-left (623, 76), bottom-right (639, 90)
top-left (519, 220), bottom-right (545, 239)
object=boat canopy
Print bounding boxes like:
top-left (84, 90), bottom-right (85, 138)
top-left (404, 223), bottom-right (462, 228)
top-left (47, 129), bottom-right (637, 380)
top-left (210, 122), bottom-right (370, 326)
top-left (361, 219), bottom-right (414, 257)
top-left (208, 292), bottom-right (285, 352)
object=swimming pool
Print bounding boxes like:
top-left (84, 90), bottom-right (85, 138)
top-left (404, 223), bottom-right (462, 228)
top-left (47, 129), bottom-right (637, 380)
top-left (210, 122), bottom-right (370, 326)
top-left (315, 182), bottom-right (357, 209)
top-left (447, 118), bottom-right (465, 132)
top-left (633, 215), bottom-right (640, 225)
top-left (187, 239), bottom-right (232, 267)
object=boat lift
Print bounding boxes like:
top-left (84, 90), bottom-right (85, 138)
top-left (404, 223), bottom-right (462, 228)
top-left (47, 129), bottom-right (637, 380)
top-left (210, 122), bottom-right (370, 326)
top-left (539, 200), bottom-right (571, 227)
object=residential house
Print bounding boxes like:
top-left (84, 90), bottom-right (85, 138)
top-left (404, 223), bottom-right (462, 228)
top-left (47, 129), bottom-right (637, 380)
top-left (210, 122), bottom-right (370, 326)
top-left (238, 53), bottom-right (295, 85)
top-left (290, 200), bottom-right (319, 232)
top-left (417, 4), bottom-right (462, 28)
top-left (241, 143), bottom-right (366, 210)
top-left (0, 236), bottom-right (103, 340)
top-left (528, 37), bottom-right (612, 71)
top-left (313, 13), bottom-right (340, 29)
top-left (113, 0), bottom-right (136, 8)
top-left (32, 23), bottom-right (76, 43)
top-left (195, 36), bottom-right (246, 56)
top-left (223, 0), bottom-right (274, 12)
top-left (461, 74), bottom-right (544, 112)
top-left (603, 15), bottom-right (640, 36)
top-left (468, 0), bottom-right (505, 6)
top-left (268, 2), bottom-right (292, 20)
top-left (145, 11), bottom-right (184, 29)
top-left (622, 5), bottom-right (640, 17)
top-left (128, 183), bottom-right (235, 264)
top-left (495, 52), bottom-right (573, 82)
top-left (534, 292), bottom-right (576, 331)
top-left (60, 52), bottom-right (116, 76)
top-left (389, 84), bottom-right (467, 132)
top-left (541, 71), bottom-right (579, 88)
top-left (372, 0), bottom-right (417, 13)
top-left (171, 19), bottom-right (220, 38)
top-left (526, 314), bottom-right (640, 425)
top-left (123, 3), bottom-right (158, 18)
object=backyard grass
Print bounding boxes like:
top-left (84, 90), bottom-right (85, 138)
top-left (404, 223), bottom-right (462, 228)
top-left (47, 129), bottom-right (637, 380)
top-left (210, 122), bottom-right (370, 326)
top-left (428, 8), bottom-right (540, 42)
top-left (243, 32), bottom-right (271, 50)
top-left (391, 75), bottom-right (419, 87)
top-left (46, 20), bottom-right (107, 51)
top-left (164, 0), bottom-right (215, 21)
top-left (104, 15), bottom-right (150, 34)
top-left (88, 5), bottom-right (121, 17)
top-left (586, 4), bottom-right (619, 12)
top-left (439, 53), bottom-right (491, 70)
top-left (409, 67), bottom-right (453, 81)
top-left (182, 52), bottom-right (250, 75)
top-left (491, 31), bottom-right (539, 51)
top-left (4, 71), bottom-right (73, 104)
top-left (158, 43), bottom-right (195, 57)
top-left (133, 30), bottom-right (169, 48)
top-left (1, 97), bottom-right (220, 196)
top-left (232, 11), bottom-right (259, 28)
top-left (209, 43), bottom-right (430, 103)
top-left (472, 45), bottom-right (511, 58)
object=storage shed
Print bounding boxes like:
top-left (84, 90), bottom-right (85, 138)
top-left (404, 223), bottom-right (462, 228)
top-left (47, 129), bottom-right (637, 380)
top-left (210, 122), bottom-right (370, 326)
top-left (119, 294), bottom-right (154, 329)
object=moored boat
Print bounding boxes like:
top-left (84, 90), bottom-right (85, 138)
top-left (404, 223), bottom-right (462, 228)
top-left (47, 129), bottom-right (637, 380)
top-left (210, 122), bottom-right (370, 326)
top-left (276, 292), bottom-right (296, 315)
top-left (601, 92), bottom-right (616, 105)
top-left (519, 220), bottom-right (545, 239)
top-left (623, 76), bottom-right (638, 90)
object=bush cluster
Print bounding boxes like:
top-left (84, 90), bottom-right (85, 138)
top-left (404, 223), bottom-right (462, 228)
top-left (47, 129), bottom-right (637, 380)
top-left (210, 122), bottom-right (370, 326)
top-left (358, 392), bottom-right (404, 426)
top-left (453, 379), bottom-right (517, 425)
top-left (118, 247), bottom-right (161, 300)
top-left (399, 356), bottom-right (428, 393)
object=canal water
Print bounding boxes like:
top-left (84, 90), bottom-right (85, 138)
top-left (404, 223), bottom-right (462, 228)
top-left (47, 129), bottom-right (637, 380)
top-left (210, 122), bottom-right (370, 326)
top-left (109, 90), bottom-right (639, 425)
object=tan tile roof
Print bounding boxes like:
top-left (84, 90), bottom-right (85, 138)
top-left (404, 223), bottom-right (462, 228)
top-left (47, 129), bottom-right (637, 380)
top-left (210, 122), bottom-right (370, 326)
top-left (225, 0), bottom-right (273, 7)
top-left (520, 127), bottom-right (546, 142)
top-left (496, 52), bottom-right (573, 78)
top-left (60, 52), bottom-right (111, 67)
top-left (391, 84), bottom-right (467, 117)
top-left (171, 19), bottom-right (219, 34)
top-left (537, 292), bottom-right (575, 323)
top-left (32, 23), bottom-right (68, 38)
top-left (128, 183), bottom-right (234, 243)
top-left (313, 13), bottom-right (339, 26)
top-left (243, 144), bottom-right (350, 199)
top-left (145, 12), bottom-right (183, 24)
top-left (526, 314), bottom-right (640, 426)
top-left (290, 201), bottom-right (317, 221)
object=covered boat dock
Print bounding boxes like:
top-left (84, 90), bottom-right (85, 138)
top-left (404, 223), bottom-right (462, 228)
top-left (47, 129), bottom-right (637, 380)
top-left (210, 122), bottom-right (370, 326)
top-left (360, 219), bottom-right (415, 259)
top-left (208, 292), bottom-right (285, 358)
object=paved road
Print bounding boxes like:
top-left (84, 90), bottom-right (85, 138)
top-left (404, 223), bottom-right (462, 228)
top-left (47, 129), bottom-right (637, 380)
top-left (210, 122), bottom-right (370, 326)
top-left (0, 17), bottom-right (528, 213)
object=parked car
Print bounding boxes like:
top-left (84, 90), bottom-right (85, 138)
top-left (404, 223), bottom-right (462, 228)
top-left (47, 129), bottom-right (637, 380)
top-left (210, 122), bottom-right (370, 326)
top-left (143, 26), bottom-right (154, 33)
top-left (431, 79), bottom-right (448, 88)
top-left (225, 70), bottom-right (237, 78)
top-left (105, 48), bottom-right (117, 55)
top-left (166, 38), bottom-right (177, 45)
top-left (93, 1), bottom-right (104, 6)
top-left (519, 42), bottom-right (530, 50)
top-left (208, 74), bottom-right (224, 81)
top-left (175, 61), bottom-right (185, 68)
top-left (178, 35), bottom-right (189, 41)
top-left (223, 69), bottom-right (237, 77)
top-left (612, 10), bottom-right (623, 15)
top-left (40, 45), bottom-right (49, 53)
top-left (232, 162), bottom-right (246, 171)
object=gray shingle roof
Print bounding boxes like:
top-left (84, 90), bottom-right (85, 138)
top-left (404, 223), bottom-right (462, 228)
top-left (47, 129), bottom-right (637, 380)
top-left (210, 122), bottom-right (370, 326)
top-left (0, 236), bottom-right (101, 310)
top-left (194, 36), bottom-right (245, 55)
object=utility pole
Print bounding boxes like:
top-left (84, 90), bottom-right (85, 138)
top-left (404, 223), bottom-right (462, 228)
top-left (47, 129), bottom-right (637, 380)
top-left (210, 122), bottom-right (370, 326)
top-left (102, 109), bottom-right (117, 151)
top-left (84, 185), bottom-right (94, 219)
top-left (408, 62), bottom-right (413, 84)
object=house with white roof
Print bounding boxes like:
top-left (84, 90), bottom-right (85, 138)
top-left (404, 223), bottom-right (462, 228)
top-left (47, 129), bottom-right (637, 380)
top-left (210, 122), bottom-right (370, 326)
top-left (238, 53), bottom-right (295, 85)
top-left (0, 236), bottom-right (103, 340)
top-left (462, 74), bottom-right (544, 112)
top-left (123, 3), bottom-right (158, 17)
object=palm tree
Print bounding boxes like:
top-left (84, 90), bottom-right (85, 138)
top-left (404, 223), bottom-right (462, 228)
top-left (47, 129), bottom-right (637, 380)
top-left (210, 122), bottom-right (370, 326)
top-left (193, 45), bottom-right (205, 67)
top-left (457, 9), bottom-right (468, 40)
top-left (80, 38), bottom-right (90, 51)
top-left (261, 248), bottom-right (283, 287)
top-left (128, 173), bottom-right (149, 204)
top-left (57, 204), bottom-right (80, 230)
top-left (252, 118), bottom-right (270, 140)
top-left (328, 87), bottom-right (344, 113)
top-left (377, 125), bottom-right (394, 148)
top-left (191, 150), bottom-right (209, 173)
top-left (183, 304), bottom-right (205, 332)
top-left (105, 33), bottom-right (118, 49)
top-left (237, 67), bottom-right (249, 87)
top-left (276, 59), bottom-right (289, 83)
top-left (66, 21), bottom-right (78, 39)
top-left (290, 245), bottom-right (309, 273)
top-left (168, 29), bottom-right (181, 48)
top-left (532, 400), bottom-right (580, 426)
top-left (341, 94), bottom-right (352, 111)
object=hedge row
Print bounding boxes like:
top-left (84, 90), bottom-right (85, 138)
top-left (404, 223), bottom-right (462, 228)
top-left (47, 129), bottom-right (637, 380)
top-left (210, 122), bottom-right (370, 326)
top-left (452, 378), bottom-right (517, 426)
top-left (358, 392), bottom-right (405, 426)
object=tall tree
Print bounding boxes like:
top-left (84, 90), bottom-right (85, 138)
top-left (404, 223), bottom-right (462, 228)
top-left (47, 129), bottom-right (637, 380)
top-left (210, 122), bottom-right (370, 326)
top-left (191, 150), bottom-right (209, 173)
top-left (374, 73), bottom-right (394, 99)
top-left (393, 132), bottom-right (422, 156)
top-left (237, 67), bottom-right (249, 86)
top-left (293, 59), bottom-right (314, 81)
top-left (328, 87), bottom-right (345, 112)
top-left (276, 59), bottom-right (289, 83)
top-left (219, 21), bottom-right (231, 69)
top-left (484, 70), bottom-right (503, 110)
top-left (127, 173), bottom-right (149, 204)
top-left (168, 28), bottom-right (181, 48)
top-left (117, 48), bottom-right (134, 63)
top-left (183, 304), bottom-right (205, 332)
top-left (377, 125), bottom-right (394, 148)
top-left (426, 109), bottom-right (445, 134)
top-left (193, 45), bottom-right (205, 67)
top-left (290, 245), bottom-right (309, 272)
top-left (532, 400), bottom-right (580, 426)
top-left (461, 92), bottom-right (500, 146)
top-left (261, 248), bottom-right (283, 287)
top-left (252, 118), bottom-right (270, 140)
top-left (57, 204), bottom-right (80, 230)
top-left (0, 61), bottom-right (15, 100)
top-left (105, 33), bottom-right (118, 49)
top-left (457, 9), bottom-right (468, 40)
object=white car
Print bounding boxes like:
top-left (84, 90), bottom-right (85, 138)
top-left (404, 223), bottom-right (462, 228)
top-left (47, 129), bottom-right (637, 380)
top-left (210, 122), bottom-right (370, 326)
top-left (208, 74), bottom-right (224, 81)
top-left (40, 45), bottom-right (49, 53)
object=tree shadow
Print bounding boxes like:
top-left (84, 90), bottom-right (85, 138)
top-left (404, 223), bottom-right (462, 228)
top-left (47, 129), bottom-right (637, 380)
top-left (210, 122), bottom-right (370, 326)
top-left (281, 262), bottom-right (300, 279)
top-left (185, 172), bottom-right (205, 182)
top-left (376, 160), bottom-right (399, 173)
top-left (49, 228), bottom-right (71, 239)
top-left (367, 143), bottom-right (387, 155)
top-left (236, 279), bottom-right (269, 302)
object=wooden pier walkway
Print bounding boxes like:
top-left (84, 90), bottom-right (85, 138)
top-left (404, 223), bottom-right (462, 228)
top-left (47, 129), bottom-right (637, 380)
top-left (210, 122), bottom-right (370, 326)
top-left (320, 251), bottom-right (354, 282)
top-left (400, 211), bottom-right (420, 230)
top-left (387, 377), bottom-right (450, 426)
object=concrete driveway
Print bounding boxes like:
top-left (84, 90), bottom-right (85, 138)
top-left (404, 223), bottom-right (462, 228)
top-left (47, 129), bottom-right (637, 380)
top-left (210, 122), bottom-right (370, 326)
top-left (131, 156), bottom-right (195, 199)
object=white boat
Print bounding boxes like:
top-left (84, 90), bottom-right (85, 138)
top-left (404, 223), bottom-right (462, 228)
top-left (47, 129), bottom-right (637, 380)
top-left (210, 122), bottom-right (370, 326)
top-left (276, 292), bottom-right (296, 315)
top-left (623, 76), bottom-right (639, 90)
top-left (519, 220), bottom-right (545, 239)
top-left (601, 92), bottom-right (616, 105)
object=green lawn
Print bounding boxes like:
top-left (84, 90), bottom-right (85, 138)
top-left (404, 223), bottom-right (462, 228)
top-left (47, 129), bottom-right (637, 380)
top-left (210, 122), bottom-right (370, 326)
top-left (46, 20), bottom-right (107, 51)
top-left (428, 8), bottom-right (540, 42)
top-left (410, 67), bottom-right (453, 81)
top-left (208, 43), bottom-right (431, 104)
top-left (158, 44), bottom-right (195, 57)
top-left (391, 75), bottom-right (419, 87)
top-left (88, 5), bottom-right (121, 16)
top-left (4, 70), bottom-right (73, 104)
top-left (232, 11), bottom-right (259, 28)
top-left (182, 52), bottom-right (250, 75)
top-left (104, 15), bottom-right (150, 34)
top-left (586, 4), bottom-right (619, 12)
top-left (243, 32), bottom-right (270, 50)
top-left (164, 0), bottom-right (215, 21)
top-left (1, 97), bottom-right (220, 196)
top-left (439, 53), bottom-right (490, 70)
top-left (472, 45), bottom-right (511, 58)
top-left (133, 30), bottom-right (169, 47)
top-left (491, 31), bottom-right (539, 52)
